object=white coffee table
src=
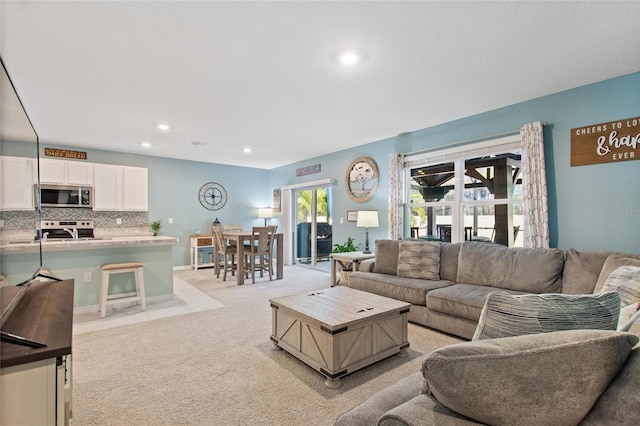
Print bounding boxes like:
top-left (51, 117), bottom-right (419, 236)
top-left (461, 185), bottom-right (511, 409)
top-left (269, 286), bottom-right (410, 388)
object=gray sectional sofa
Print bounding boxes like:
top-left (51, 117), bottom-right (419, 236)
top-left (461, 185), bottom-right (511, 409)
top-left (336, 240), bottom-right (640, 425)
top-left (348, 239), bottom-right (639, 339)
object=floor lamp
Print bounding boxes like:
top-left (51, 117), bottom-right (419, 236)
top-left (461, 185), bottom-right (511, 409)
top-left (357, 211), bottom-right (379, 254)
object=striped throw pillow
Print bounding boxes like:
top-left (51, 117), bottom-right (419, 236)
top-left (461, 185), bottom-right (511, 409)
top-left (600, 265), bottom-right (640, 307)
top-left (472, 291), bottom-right (621, 341)
top-left (396, 241), bottom-right (440, 280)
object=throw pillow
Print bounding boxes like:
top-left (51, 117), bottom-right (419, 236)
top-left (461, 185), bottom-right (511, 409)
top-left (422, 330), bottom-right (639, 426)
top-left (594, 255), bottom-right (640, 293)
top-left (373, 239), bottom-right (400, 275)
top-left (600, 265), bottom-right (640, 307)
top-left (472, 291), bottom-right (620, 341)
top-left (396, 241), bottom-right (440, 280)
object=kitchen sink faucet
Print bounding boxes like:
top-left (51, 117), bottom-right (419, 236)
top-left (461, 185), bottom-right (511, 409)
top-left (63, 228), bottom-right (78, 239)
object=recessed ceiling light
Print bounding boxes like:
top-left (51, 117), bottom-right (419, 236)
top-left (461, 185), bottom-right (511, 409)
top-left (141, 141), bottom-right (152, 148)
top-left (243, 148), bottom-right (252, 154)
top-left (339, 51), bottom-right (360, 66)
top-left (157, 123), bottom-right (170, 131)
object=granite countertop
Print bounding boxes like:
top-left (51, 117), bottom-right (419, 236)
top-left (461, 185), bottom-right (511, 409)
top-left (0, 235), bottom-right (179, 254)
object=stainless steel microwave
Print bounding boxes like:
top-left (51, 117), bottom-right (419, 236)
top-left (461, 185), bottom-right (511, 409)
top-left (37, 184), bottom-right (93, 208)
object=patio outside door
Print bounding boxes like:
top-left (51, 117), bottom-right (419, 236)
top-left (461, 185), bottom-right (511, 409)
top-left (294, 186), bottom-right (332, 268)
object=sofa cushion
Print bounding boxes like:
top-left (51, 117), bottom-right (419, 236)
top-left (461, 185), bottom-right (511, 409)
top-left (562, 249), bottom-right (614, 294)
top-left (373, 239), bottom-right (401, 275)
top-left (618, 302), bottom-right (640, 330)
top-left (456, 242), bottom-right (564, 293)
top-left (378, 394), bottom-right (482, 426)
top-left (397, 241), bottom-right (440, 280)
top-left (472, 291), bottom-right (621, 341)
top-left (439, 242), bottom-right (461, 282)
top-left (421, 330), bottom-right (639, 426)
top-left (427, 284), bottom-right (528, 322)
top-left (595, 256), bottom-right (640, 293)
top-left (580, 346), bottom-right (640, 426)
top-left (333, 372), bottom-right (423, 426)
top-left (348, 272), bottom-right (453, 306)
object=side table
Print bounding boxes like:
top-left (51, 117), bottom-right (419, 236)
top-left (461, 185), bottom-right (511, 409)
top-left (330, 251), bottom-right (375, 286)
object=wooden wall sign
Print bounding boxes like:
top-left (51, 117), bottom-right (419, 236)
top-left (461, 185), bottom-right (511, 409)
top-left (571, 117), bottom-right (639, 166)
top-left (44, 148), bottom-right (87, 160)
top-left (296, 163), bottom-right (321, 177)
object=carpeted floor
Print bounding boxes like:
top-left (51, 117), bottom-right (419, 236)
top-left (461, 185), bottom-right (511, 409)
top-left (72, 266), bottom-right (462, 425)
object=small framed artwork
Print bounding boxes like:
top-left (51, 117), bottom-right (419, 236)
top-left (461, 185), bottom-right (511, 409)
top-left (347, 210), bottom-right (359, 222)
top-left (273, 189), bottom-right (281, 213)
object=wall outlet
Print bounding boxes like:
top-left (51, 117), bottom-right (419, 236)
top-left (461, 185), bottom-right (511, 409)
top-left (83, 272), bottom-right (93, 283)
top-left (168, 218), bottom-right (173, 224)
top-left (116, 218), bottom-right (122, 225)
top-left (0, 219), bottom-right (4, 228)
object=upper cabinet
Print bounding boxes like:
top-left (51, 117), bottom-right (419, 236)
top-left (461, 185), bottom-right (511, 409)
top-left (40, 159), bottom-right (93, 185)
top-left (0, 156), bottom-right (35, 210)
top-left (94, 164), bottom-right (148, 211)
top-left (93, 164), bottom-right (123, 211)
top-left (123, 166), bottom-right (148, 211)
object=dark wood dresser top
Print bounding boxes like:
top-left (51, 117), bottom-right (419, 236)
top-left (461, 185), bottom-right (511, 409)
top-left (1, 279), bottom-right (74, 368)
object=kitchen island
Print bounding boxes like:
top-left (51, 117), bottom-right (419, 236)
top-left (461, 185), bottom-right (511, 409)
top-left (0, 235), bottom-right (179, 312)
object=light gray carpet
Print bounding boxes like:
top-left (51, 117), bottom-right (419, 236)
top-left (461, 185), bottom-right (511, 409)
top-left (72, 266), bottom-right (462, 425)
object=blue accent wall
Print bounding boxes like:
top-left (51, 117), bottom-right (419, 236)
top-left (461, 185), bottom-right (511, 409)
top-left (271, 72), bottom-right (640, 254)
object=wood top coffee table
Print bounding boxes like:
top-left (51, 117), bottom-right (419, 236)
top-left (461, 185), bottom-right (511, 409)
top-left (269, 286), bottom-right (410, 388)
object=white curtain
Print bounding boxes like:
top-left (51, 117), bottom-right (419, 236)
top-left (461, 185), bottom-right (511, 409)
top-left (520, 122), bottom-right (549, 248)
top-left (388, 153), bottom-right (404, 239)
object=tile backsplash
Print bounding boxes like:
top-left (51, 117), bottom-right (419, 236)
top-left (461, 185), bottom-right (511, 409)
top-left (1, 209), bottom-right (150, 230)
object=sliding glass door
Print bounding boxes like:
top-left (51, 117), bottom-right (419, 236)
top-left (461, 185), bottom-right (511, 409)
top-left (294, 186), bottom-right (332, 268)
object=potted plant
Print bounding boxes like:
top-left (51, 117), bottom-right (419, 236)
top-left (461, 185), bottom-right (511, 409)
top-left (150, 219), bottom-right (161, 236)
top-left (332, 236), bottom-right (359, 253)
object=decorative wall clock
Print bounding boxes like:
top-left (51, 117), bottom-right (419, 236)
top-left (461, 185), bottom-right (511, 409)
top-left (198, 182), bottom-right (227, 210)
top-left (345, 157), bottom-right (378, 203)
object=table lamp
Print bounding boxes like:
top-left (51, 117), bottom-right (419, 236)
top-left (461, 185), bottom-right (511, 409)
top-left (258, 208), bottom-right (273, 226)
top-left (357, 210), bottom-right (379, 254)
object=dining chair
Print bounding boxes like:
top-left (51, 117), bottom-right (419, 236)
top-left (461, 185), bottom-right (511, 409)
top-left (245, 226), bottom-right (276, 284)
top-left (212, 226), bottom-right (238, 281)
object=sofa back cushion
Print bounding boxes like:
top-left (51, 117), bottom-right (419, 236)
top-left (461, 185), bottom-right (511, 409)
top-left (456, 242), bottom-right (564, 293)
top-left (562, 249), bottom-right (640, 295)
top-left (439, 242), bottom-right (461, 282)
top-left (373, 239), bottom-right (400, 275)
top-left (397, 241), bottom-right (440, 280)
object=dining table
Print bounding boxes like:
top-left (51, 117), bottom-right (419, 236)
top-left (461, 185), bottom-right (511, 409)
top-left (215, 230), bottom-right (284, 285)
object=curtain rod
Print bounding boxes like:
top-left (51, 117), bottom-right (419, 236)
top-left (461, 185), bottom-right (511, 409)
top-left (403, 122), bottom-right (548, 158)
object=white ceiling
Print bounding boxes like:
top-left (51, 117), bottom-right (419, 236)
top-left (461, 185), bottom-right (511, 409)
top-left (2, 1), bottom-right (639, 169)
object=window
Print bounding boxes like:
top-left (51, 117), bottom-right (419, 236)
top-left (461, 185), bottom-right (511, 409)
top-left (405, 135), bottom-right (523, 247)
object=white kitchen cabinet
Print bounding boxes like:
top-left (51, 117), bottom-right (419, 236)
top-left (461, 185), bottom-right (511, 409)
top-left (93, 164), bottom-right (123, 211)
top-left (0, 156), bottom-right (35, 210)
top-left (123, 166), bottom-right (148, 211)
top-left (94, 164), bottom-right (148, 211)
top-left (40, 159), bottom-right (93, 185)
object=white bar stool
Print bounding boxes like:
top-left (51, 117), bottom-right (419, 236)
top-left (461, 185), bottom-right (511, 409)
top-left (100, 262), bottom-right (146, 318)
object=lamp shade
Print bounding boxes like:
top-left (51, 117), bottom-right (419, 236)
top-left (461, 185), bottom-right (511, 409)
top-left (357, 210), bottom-right (379, 228)
top-left (258, 208), bottom-right (273, 219)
